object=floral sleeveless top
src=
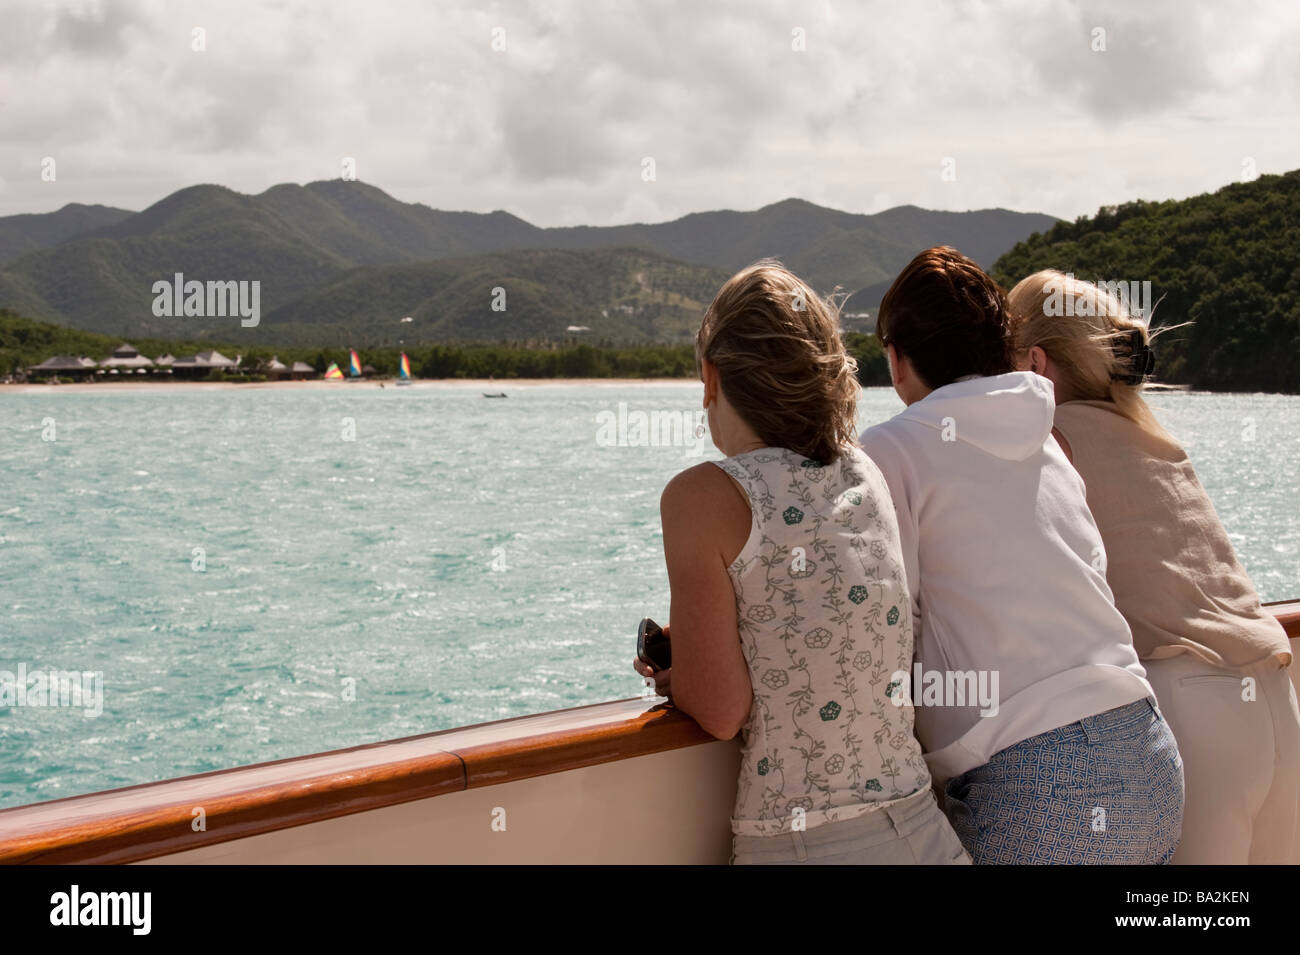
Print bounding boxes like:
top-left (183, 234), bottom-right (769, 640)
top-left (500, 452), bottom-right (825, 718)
top-left (713, 445), bottom-right (930, 836)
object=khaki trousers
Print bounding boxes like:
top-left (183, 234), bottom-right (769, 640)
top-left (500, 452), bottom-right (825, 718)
top-left (1143, 652), bottom-right (1300, 864)
top-left (730, 786), bottom-right (971, 865)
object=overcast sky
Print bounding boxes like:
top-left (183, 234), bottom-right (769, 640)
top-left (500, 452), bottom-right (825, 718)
top-left (2, 0), bottom-right (1298, 225)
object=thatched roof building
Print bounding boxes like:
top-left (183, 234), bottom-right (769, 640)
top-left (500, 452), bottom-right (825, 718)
top-left (171, 350), bottom-right (239, 378)
top-left (100, 343), bottom-right (155, 370)
top-left (27, 356), bottom-right (98, 377)
top-left (172, 350), bottom-right (237, 370)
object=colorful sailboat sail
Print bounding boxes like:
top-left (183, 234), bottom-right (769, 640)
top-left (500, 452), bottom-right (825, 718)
top-left (324, 361), bottom-right (344, 380)
top-left (399, 353), bottom-right (411, 380)
top-left (349, 350), bottom-right (362, 378)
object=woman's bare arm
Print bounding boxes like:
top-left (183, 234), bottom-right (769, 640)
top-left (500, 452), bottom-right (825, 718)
top-left (657, 463), bottom-right (754, 739)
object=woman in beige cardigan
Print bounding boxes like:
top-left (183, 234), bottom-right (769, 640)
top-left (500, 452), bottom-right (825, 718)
top-left (1006, 270), bottom-right (1298, 864)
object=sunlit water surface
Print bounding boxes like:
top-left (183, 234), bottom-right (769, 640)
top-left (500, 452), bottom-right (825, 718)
top-left (1, 383), bottom-right (1296, 807)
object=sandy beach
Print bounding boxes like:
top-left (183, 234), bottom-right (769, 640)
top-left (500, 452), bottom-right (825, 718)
top-left (0, 377), bottom-right (699, 395)
top-left (0, 378), bottom-right (1197, 395)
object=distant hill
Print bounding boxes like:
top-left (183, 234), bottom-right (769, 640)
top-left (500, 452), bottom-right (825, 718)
top-left (0, 203), bottom-right (134, 265)
top-left (88, 180), bottom-right (545, 265)
top-left (993, 170), bottom-right (1300, 392)
top-left (0, 180), bottom-right (1058, 342)
top-left (263, 247), bottom-right (728, 345)
top-left (538, 200), bottom-right (1058, 297)
top-left (0, 186), bottom-right (349, 329)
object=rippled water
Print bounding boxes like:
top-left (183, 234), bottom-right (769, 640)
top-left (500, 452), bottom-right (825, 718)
top-left (1, 383), bottom-right (1296, 808)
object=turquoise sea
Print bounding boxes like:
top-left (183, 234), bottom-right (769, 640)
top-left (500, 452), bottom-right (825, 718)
top-left (1, 383), bottom-right (1297, 808)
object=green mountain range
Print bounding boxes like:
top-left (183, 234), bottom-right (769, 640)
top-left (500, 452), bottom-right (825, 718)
top-left (0, 202), bottom-right (133, 264)
top-left (0, 180), bottom-right (1057, 344)
top-left (992, 170), bottom-right (1300, 392)
top-left (5, 172), bottom-right (1297, 391)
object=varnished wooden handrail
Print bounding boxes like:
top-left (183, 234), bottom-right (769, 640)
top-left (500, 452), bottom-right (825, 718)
top-left (1, 604), bottom-right (1297, 865)
top-left (1263, 600), bottom-right (1300, 639)
top-left (0, 697), bottom-right (711, 865)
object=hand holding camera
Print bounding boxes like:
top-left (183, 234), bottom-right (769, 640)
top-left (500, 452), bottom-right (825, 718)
top-left (633, 617), bottom-right (672, 699)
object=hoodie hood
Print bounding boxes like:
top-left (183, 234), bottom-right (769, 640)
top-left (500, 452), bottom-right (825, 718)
top-left (898, 371), bottom-right (1055, 462)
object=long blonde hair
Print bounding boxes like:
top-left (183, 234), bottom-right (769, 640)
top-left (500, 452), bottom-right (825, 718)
top-left (1007, 269), bottom-right (1177, 443)
top-left (697, 260), bottom-right (859, 465)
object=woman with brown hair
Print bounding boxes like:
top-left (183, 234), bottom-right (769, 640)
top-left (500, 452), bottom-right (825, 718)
top-left (1007, 270), bottom-right (1299, 864)
top-left (634, 260), bottom-right (969, 864)
top-left (858, 246), bottom-right (1184, 864)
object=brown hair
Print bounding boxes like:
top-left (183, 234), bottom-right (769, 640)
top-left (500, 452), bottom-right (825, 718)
top-left (876, 246), bottom-right (1015, 388)
top-left (1007, 269), bottom-right (1177, 443)
top-left (696, 260), bottom-right (859, 465)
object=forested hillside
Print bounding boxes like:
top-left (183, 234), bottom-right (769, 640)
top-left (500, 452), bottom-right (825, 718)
top-left (993, 170), bottom-right (1300, 392)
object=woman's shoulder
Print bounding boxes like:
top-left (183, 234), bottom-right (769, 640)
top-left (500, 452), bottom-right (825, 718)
top-left (1054, 400), bottom-right (1186, 460)
top-left (858, 413), bottom-right (931, 475)
top-left (662, 460), bottom-right (740, 505)
top-left (660, 462), bottom-right (754, 569)
top-left (1053, 401), bottom-right (1116, 453)
top-left (661, 462), bottom-right (751, 538)
top-left (1054, 399), bottom-right (1126, 425)
top-left (856, 421), bottom-right (916, 489)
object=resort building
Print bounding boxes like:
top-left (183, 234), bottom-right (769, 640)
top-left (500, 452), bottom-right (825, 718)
top-left (99, 343), bottom-right (155, 374)
top-left (171, 350), bottom-right (239, 378)
top-left (26, 356), bottom-right (99, 379)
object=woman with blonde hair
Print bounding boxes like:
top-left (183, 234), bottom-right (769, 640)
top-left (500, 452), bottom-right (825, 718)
top-left (1007, 269), bottom-right (1299, 864)
top-left (634, 261), bottom-right (969, 864)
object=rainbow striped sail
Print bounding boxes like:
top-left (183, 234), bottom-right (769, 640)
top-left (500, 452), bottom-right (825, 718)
top-left (349, 350), bottom-right (362, 378)
top-left (399, 353), bottom-right (411, 380)
top-left (324, 361), bottom-right (344, 380)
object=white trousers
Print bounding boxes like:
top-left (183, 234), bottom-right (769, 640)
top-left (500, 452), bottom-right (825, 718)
top-left (1143, 651), bottom-right (1300, 864)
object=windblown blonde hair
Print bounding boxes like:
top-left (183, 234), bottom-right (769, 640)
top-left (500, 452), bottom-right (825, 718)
top-left (1007, 269), bottom-right (1177, 443)
top-left (696, 260), bottom-right (859, 465)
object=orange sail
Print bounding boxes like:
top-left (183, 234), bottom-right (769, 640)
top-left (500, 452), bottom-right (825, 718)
top-left (349, 350), bottom-right (362, 377)
top-left (324, 362), bottom-right (344, 380)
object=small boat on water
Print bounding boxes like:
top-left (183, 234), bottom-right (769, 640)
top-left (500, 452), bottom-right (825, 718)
top-left (483, 392), bottom-right (507, 398)
top-left (396, 353), bottom-right (412, 386)
top-left (0, 601), bottom-right (1294, 864)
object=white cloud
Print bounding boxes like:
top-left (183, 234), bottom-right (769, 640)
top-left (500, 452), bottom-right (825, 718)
top-left (0, 0), bottom-right (1297, 223)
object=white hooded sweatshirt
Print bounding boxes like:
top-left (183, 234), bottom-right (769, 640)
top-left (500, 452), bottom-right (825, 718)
top-left (859, 371), bottom-right (1154, 784)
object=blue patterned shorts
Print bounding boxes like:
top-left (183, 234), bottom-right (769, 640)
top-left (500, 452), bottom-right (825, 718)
top-left (942, 698), bottom-right (1185, 864)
